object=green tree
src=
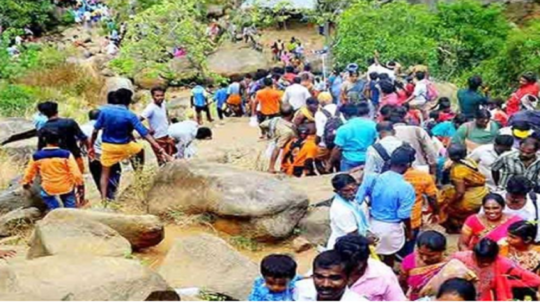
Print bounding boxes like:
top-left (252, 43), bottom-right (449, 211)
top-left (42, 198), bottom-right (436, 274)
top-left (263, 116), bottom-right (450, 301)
top-left (0, 0), bottom-right (54, 30)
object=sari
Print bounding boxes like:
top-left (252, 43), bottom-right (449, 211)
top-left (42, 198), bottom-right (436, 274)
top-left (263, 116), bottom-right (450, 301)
top-left (462, 214), bottom-right (523, 249)
top-left (438, 159), bottom-right (489, 231)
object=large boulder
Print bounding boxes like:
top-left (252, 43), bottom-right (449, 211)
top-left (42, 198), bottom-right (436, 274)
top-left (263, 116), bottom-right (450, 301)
top-left (0, 207), bottom-right (41, 237)
top-left (134, 69), bottom-right (168, 90)
top-left (43, 209), bottom-right (164, 250)
top-left (159, 233), bottom-right (258, 300)
top-left (27, 213), bottom-right (131, 259)
top-left (0, 137), bottom-right (37, 162)
top-left (207, 43), bottom-right (272, 78)
top-left (102, 76), bottom-right (134, 96)
top-left (168, 57), bottom-right (200, 82)
top-left (0, 118), bottom-right (36, 146)
top-left (0, 185), bottom-right (45, 214)
top-left (0, 256), bottom-right (179, 300)
top-left (145, 161), bottom-right (309, 240)
top-left (298, 206), bottom-right (330, 246)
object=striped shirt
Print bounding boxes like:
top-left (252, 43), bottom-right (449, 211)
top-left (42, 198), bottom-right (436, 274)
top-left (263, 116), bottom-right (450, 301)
top-left (491, 151), bottom-right (540, 189)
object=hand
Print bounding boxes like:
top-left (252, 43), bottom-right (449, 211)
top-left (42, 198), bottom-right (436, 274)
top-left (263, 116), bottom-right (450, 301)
top-left (88, 147), bottom-right (96, 160)
top-left (22, 184), bottom-right (31, 190)
top-left (405, 228), bottom-right (413, 241)
top-left (429, 214), bottom-right (440, 225)
top-left (0, 250), bottom-right (16, 259)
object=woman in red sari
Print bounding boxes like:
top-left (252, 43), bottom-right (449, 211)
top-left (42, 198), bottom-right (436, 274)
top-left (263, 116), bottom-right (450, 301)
top-left (452, 238), bottom-right (540, 301)
top-left (506, 72), bottom-right (539, 117)
top-left (458, 193), bottom-right (522, 251)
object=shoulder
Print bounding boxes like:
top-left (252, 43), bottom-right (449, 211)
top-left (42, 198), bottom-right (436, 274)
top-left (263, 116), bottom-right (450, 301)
top-left (342, 289), bottom-right (369, 302)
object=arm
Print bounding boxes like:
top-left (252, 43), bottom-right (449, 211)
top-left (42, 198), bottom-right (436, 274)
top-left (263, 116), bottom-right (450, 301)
top-left (73, 120), bottom-right (90, 152)
top-left (452, 179), bottom-right (466, 205)
top-left (397, 186), bottom-right (416, 240)
top-left (190, 95), bottom-right (194, 107)
top-left (458, 224), bottom-right (473, 251)
top-left (506, 262), bottom-right (540, 288)
top-left (22, 159), bottom-right (38, 188)
top-left (491, 156), bottom-right (505, 188)
top-left (364, 147), bottom-right (380, 174)
top-left (252, 94), bottom-right (259, 116)
top-left (328, 146), bottom-right (342, 171)
top-left (67, 155), bottom-right (84, 186)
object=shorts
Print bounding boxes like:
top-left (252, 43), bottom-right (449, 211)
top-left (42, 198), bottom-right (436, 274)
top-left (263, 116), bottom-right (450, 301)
top-left (101, 141), bottom-right (144, 167)
top-left (195, 105), bottom-right (210, 113)
top-left (257, 113), bottom-right (279, 124)
top-left (227, 94), bottom-right (242, 106)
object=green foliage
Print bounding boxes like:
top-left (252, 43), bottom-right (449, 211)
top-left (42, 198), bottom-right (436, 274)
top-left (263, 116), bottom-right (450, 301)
top-left (0, 43), bottom-right (65, 81)
top-left (0, 83), bottom-right (39, 117)
top-left (334, 1), bottom-right (439, 70)
top-left (0, 0), bottom-right (54, 30)
top-left (60, 11), bottom-right (76, 26)
top-left (108, 0), bottom-right (163, 21)
top-left (230, 236), bottom-right (260, 252)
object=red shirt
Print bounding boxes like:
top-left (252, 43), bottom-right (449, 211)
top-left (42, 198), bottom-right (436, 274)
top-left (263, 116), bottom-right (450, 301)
top-left (506, 83), bottom-right (539, 116)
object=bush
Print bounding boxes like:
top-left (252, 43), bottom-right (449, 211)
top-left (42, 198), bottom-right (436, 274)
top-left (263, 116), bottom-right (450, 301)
top-left (0, 0), bottom-right (54, 30)
top-left (0, 83), bottom-right (39, 117)
top-left (0, 44), bottom-right (65, 81)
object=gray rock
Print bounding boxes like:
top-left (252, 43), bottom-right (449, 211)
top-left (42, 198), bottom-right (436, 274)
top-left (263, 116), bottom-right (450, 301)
top-left (0, 256), bottom-right (179, 300)
top-left (100, 68), bottom-right (115, 77)
top-left (27, 214), bottom-right (131, 259)
top-left (144, 161), bottom-right (309, 240)
top-left (298, 206), bottom-right (330, 246)
top-left (43, 209), bottom-right (164, 250)
top-left (207, 43), bottom-right (272, 77)
top-left (0, 207), bottom-right (41, 237)
top-left (168, 57), bottom-right (200, 81)
top-left (0, 185), bottom-right (45, 215)
top-left (0, 137), bottom-right (37, 162)
top-left (159, 233), bottom-right (258, 300)
top-left (134, 69), bottom-right (168, 90)
top-left (0, 118), bottom-right (36, 146)
top-left (102, 76), bottom-right (134, 95)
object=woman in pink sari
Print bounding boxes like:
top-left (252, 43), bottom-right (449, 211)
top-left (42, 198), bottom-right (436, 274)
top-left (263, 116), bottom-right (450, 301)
top-left (459, 193), bottom-right (522, 251)
top-left (453, 238), bottom-right (540, 301)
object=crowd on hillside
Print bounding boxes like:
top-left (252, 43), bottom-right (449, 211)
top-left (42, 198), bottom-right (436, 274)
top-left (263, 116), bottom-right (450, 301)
top-left (2, 49), bottom-right (540, 300)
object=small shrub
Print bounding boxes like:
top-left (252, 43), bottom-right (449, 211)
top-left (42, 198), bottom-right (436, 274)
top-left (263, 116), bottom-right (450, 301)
top-left (0, 83), bottom-right (38, 117)
top-left (230, 236), bottom-right (260, 252)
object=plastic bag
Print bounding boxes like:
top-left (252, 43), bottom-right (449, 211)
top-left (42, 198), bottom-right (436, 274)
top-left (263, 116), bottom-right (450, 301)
top-left (249, 116), bottom-right (259, 127)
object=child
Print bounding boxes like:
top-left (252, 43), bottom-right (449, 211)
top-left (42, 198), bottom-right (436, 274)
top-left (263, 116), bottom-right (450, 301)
top-left (22, 129), bottom-right (83, 210)
top-left (487, 98), bottom-right (508, 127)
top-left (436, 278), bottom-right (477, 301)
top-left (248, 254), bottom-right (300, 301)
top-left (214, 82), bottom-right (229, 120)
top-left (432, 97), bottom-right (455, 122)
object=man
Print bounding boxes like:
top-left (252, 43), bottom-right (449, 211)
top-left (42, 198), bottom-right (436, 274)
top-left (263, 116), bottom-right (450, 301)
top-left (390, 106), bottom-right (438, 176)
top-left (260, 106), bottom-right (296, 174)
top-left (140, 86), bottom-right (176, 166)
top-left (457, 75), bottom-right (487, 120)
top-left (190, 83), bottom-right (213, 124)
top-left (469, 134), bottom-right (514, 191)
top-left (294, 250), bottom-right (368, 301)
top-left (499, 120), bottom-right (534, 149)
top-left (167, 116), bottom-right (213, 159)
top-left (340, 71), bottom-right (365, 104)
top-left (492, 137), bottom-right (540, 191)
top-left (334, 235), bottom-right (406, 301)
top-left (355, 145), bottom-right (416, 267)
top-left (89, 89), bottom-right (170, 200)
top-left (364, 122), bottom-right (404, 173)
top-left (315, 92), bottom-right (342, 173)
top-left (282, 77), bottom-right (311, 111)
top-left (37, 101), bottom-right (90, 205)
top-left (329, 102), bottom-right (377, 172)
top-left (253, 77), bottom-right (281, 138)
top-left (301, 72), bottom-right (319, 98)
top-left (81, 108), bottom-right (121, 200)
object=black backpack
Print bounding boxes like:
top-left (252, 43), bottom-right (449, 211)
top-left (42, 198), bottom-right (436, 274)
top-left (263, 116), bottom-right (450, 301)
top-left (322, 108), bottom-right (344, 149)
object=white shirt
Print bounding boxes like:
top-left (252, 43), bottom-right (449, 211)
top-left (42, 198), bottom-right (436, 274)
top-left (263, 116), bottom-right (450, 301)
top-left (367, 64), bottom-right (395, 81)
top-left (81, 120), bottom-right (102, 158)
top-left (469, 144), bottom-right (515, 191)
top-left (294, 278), bottom-right (369, 302)
top-left (314, 104), bottom-right (342, 144)
top-left (283, 83), bottom-right (311, 110)
top-left (141, 101), bottom-right (169, 139)
top-left (411, 79), bottom-right (428, 105)
top-left (168, 120), bottom-right (198, 158)
top-left (327, 195), bottom-right (368, 250)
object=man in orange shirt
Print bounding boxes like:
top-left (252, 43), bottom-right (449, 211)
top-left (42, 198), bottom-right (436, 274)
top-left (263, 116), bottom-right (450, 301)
top-left (281, 125), bottom-right (318, 177)
top-left (253, 77), bottom-right (281, 138)
top-left (22, 129), bottom-right (83, 210)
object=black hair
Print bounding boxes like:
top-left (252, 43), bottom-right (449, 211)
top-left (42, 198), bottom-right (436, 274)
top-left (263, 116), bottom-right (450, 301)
top-left (468, 75), bottom-right (483, 91)
top-left (487, 97), bottom-right (504, 108)
top-left (473, 238), bottom-right (499, 263)
top-left (506, 175), bottom-right (533, 196)
top-left (437, 97), bottom-right (451, 109)
top-left (340, 103), bottom-right (359, 118)
top-left (280, 105), bottom-right (295, 117)
top-left (453, 113), bottom-right (468, 127)
top-left (349, 70), bottom-right (359, 77)
top-left (273, 66), bottom-right (285, 75)
top-left (508, 220), bottom-right (537, 244)
top-left (245, 74), bottom-right (253, 79)
top-left (367, 58), bottom-right (375, 66)
top-left (195, 127), bottom-right (212, 140)
top-left (475, 109), bottom-right (491, 120)
top-left (272, 73), bottom-right (281, 81)
top-left (390, 144), bottom-right (416, 166)
top-left (285, 66), bottom-right (295, 73)
top-left (521, 137), bottom-right (540, 150)
top-left (482, 192), bottom-right (505, 208)
top-left (447, 144), bottom-right (467, 162)
top-left (379, 73), bottom-right (390, 81)
top-left (388, 106), bottom-right (407, 123)
top-left (369, 72), bottom-right (379, 81)
top-left (37, 102), bottom-right (48, 114)
top-left (150, 86), bottom-right (166, 96)
top-left (220, 82), bottom-right (228, 88)
top-left (293, 77), bottom-right (302, 84)
top-left (494, 134), bottom-right (514, 148)
top-left (415, 71), bottom-right (426, 81)
top-left (260, 254), bottom-right (297, 280)
top-left (39, 101), bottom-right (58, 118)
top-left (335, 235), bottom-right (370, 266)
top-left (306, 97), bottom-right (319, 106)
top-left (437, 278), bottom-right (476, 301)
top-left (171, 118), bottom-right (179, 124)
top-left (331, 174), bottom-right (356, 191)
top-left (313, 250), bottom-right (351, 276)
top-left (379, 80), bottom-right (395, 95)
top-left (303, 64), bottom-right (312, 72)
top-left (379, 105), bottom-right (393, 119)
top-left (116, 88), bottom-right (133, 106)
top-left (88, 109), bottom-right (100, 121)
top-left (107, 91), bottom-right (118, 104)
top-left (254, 69), bottom-right (269, 81)
top-left (429, 111), bottom-right (440, 121)
top-left (263, 77), bottom-right (273, 87)
top-left (41, 129), bottom-right (60, 145)
top-left (376, 121), bottom-right (394, 133)
top-left (416, 230), bottom-right (447, 252)
top-left (521, 72), bottom-right (537, 83)
top-left (513, 121), bottom-right (531, 132)
top-left (300, 73), bottom-right (312, 82)
top-left (357, 102), bottom-right (370, 117)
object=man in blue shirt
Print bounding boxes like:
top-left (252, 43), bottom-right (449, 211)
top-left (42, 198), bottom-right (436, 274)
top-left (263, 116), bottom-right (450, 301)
top-left (214, 82), bottom-right (229, 120)
top-left (191, 83), bottom-right (213, 124)
top-left (355, 145), bottom-right (416, 267)
top-left (329, 102), bottom-right (377, 172)
top-left (89, 89), bottom-right (170, 200)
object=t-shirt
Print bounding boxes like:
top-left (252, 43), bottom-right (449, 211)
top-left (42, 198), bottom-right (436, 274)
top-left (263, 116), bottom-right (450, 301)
top-left (81, 120), bottom-right (103, 158)
top-left (283, 84), bottom-right (311, 110)
top-left (191, 86), bottom-right (209, 107)
top-left (411, 79), bottom-right (428, 106)
top-left (457, 88), bottom-right (487, 119)
top-left (94, 104), bottom-right (149, 145)
top-left (227, 82), bottom-right (241, 95)
top-left (141, 102), bottom-right (169, 139)
top-left (168, 120), bottom-right (198, 158)
top-left (334, 117), bottom-right (377, 163)
top-left (38, 118), bottom-right (87, 158)
top-left (294, 278), bottom-right (369, 301)
top-left (256, 88), bottom-right (281, 116)
top-left (214, 88), bottom-right (229, 108)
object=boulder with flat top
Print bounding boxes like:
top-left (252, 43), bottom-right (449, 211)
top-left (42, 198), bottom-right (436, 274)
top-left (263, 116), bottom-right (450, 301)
top-left (0, 118), bottom-right (36, 146)
top-left (143, 161), bottom-right (309, 240)
top-left (207, 43), bottom-right (272, 78)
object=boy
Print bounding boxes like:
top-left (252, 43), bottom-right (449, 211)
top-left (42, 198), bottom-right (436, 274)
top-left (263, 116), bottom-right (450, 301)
top-left (190, 83), bottom-right (213, 124)
top-left (248, 254), bottom-right (300, 301)
top-left (22, 129), bottom-right (83, 210)
top-left (214, 82), bottom-right (229, 120)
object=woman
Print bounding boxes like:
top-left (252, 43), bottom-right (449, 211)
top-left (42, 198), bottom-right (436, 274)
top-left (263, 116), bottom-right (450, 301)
top-left (452, 109), bottom-right (500, 152)
top-left (400, 231), bottom-right (447, 300)
top-left (452, 238), bottom-right (540, 301)
top-left (438, 144), bottom-right (489, 234)
top-left (436, 278), bottom-right (477, 301)
top-left (379, 80), bottom-right (400, 108)
top-left (506, 72), bottom-right (539, 116)
top-left (458, 193), bottom-right (522, 250)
